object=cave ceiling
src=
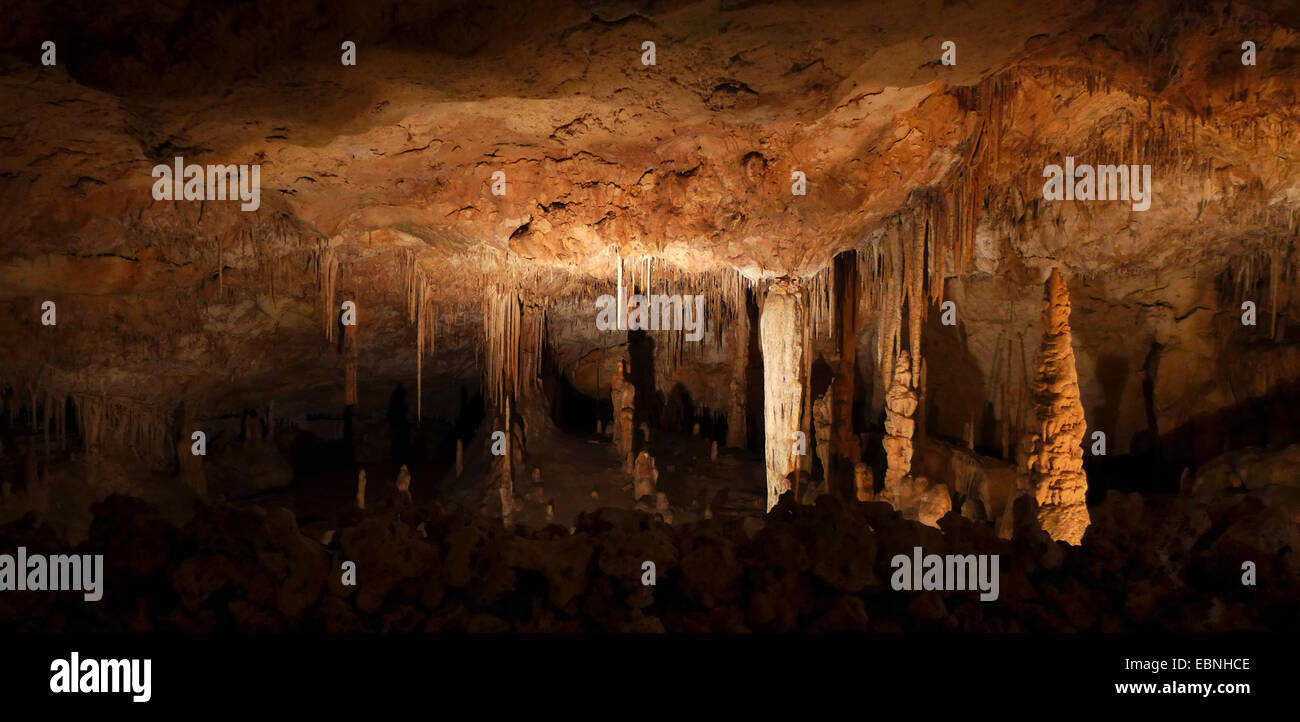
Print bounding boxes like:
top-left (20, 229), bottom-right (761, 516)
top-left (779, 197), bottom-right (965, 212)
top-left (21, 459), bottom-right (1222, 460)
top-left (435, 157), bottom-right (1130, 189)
top-left (2, 0), bottom-right (1299, 413)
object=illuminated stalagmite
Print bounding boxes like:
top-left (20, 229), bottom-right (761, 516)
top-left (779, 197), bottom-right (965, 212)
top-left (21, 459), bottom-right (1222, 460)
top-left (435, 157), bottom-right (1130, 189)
top-left (881, 350), bottom-right (917, 499)
top-left (1027, 268), bottom-right (1091, 544)
top-left (854, 462), bottom-right (874, 502)
top-left (495, 396), bottom-right (516, 520)
top-left (611, 360), bottom-right (636, 470)
top-left (760, 280), bottom-right (808, 511)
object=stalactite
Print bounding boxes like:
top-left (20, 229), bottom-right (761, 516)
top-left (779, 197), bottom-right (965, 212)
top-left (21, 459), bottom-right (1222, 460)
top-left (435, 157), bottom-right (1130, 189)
top-left (315, 242), bottom-right (340, 344)
top-left (482, 284), bottom-right (522, 416)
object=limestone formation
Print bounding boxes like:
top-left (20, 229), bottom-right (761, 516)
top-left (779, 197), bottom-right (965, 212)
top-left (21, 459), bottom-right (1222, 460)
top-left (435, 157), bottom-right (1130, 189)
top-left (654, 491), bottom-right (669, 511)
top-left (633, 450), bottom-right (658, 500)
top-left (710, 440), bottom-right (718, 461)
top-left (760, 280), bottom-right (809, 511)
top-left (611, 360), bottom-right (636, 470)
top-left (881, 350), bottom-right (917, 503)
top-left (494, 400), bottom-right (515, 521)
top-left (914, 478), bottom-right (954, 527)
top-left (854, 463), bottom-right (874, 502)
top-left (355, 470), bottom-right (367, 511)
top-left (996, 433), bottom-right (1037, 540)
top-left (455, 439), bottom-right (463, 478)
top-left (395, 464), bottom-right (412, 503)
top-left (1026, 269), bottom-right (1091, 545)
top-left (344, 313), bottom-right (358, 406)
top-left (812, 388), bottom-right (833, 493)
top-left (726, 306), bottom-right (749, 449)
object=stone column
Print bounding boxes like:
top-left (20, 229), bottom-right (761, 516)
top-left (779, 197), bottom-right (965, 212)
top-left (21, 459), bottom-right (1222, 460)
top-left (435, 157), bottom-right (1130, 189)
top-left (726, 303), bottom-right (749, 448)
top-left (881, 350), bottom-right (917, 504)
top-left (1027, 268), bottom-right (1091, 544)
top-left (760, 280), bottom-right (808, 511)
top-left (831, 257), bottom-right (861, 489)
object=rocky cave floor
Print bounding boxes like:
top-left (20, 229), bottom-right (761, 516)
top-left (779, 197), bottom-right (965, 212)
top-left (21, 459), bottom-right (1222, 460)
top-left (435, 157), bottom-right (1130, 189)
top-left (0, 419), bottom-right (1296, 633)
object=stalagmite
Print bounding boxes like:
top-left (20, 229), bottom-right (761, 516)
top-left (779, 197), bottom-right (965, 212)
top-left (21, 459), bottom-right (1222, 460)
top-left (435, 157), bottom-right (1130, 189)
top-left (760, 280), bottom-right (809, 511)
top-left (611, 360), bottom-right (636, 470)
top-left (595, 419), bottom-right (602, 434)
top-left (344, 309), bottom-right (358, 406)
top-left (710, 440), bottom-right (718, 460)
top-left (495, 397), bottom-right (516, 521)
top-left (639, 421), bottom-right (650, 444)
top-left (812, 388), bottom-right (833, 492)
top-left (355, 470), bottom-right (367, 510)
top-left (691, 422), bottom-right (700, 437)
top-left (633, 450), bottom-right (658, 500)
top-left (1026, 268), bottom-right (1091, 544)
top-left (455, 439), bottom-right (463, 478)
top-left (881, 350), bottom-right (917, 502)
top-left (395, 464), bottom-right (411, 498)
top-left (726, 293), bottom-right (749, 448)
top-left (854, 462), bottom-right (874, 502)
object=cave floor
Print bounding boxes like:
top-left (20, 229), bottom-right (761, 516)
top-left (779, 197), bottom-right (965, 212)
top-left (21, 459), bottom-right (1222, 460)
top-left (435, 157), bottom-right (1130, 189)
top-left (242, 425), bottom-right (770, 540)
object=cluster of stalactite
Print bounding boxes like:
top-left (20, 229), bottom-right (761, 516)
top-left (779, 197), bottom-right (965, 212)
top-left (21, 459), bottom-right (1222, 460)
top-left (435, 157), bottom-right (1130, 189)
top-left (404, 250), bottom-right (443, 421)
top-left (856, 211), bottom-right (940, 393)
top-left (1219, 241), bottom-right (1300, 342)
top-left (1, 381), bottom-right (172, 471)
top-left (312, 241), bottom-right (340, 344)
top-left (981, 65), bottom-right (1300, 240)
top-left (237, 214), bottom-right (314, 305)
top-left (481, 284), bottom-right (523, 418)
top-left (613, 250), bottom-right (755, 371)
top-left (985, 332), bottom-right (1034, 459)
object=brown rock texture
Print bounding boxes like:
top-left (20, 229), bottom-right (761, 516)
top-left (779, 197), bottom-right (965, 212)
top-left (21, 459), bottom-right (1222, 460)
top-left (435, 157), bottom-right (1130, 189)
top-left (760, 280), bottom-right (808, 510)
top-left (1027, 269), bottom-right (1091, 544)
top-left (882, 350), bottom-right (918, 499)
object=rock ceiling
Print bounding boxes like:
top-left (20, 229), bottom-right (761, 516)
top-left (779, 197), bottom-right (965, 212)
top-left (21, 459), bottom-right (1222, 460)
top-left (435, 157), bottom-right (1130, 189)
top-left (2, 0), bottom-right (1299, 419)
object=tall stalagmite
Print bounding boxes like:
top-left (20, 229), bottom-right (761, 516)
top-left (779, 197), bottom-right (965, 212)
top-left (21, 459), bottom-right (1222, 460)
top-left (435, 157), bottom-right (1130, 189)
top-left (343, 310), bottom-right (358, 407)
top-left (1027, 268), bottom-right (1091, 544)
top-left (611, 360), bottom-right (636, 470)
top-left (881, 350), bottom-right (917, 500)
top-left (726, 298), bottom-right (749, 449)
top-left (760, 280), bottom-right (808, 511)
